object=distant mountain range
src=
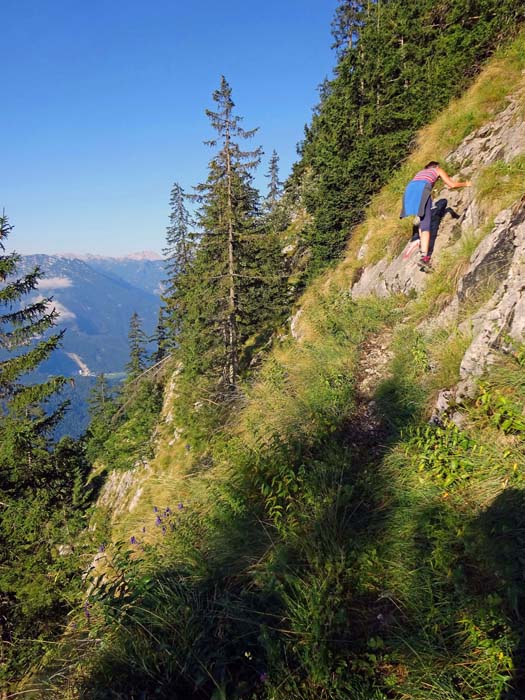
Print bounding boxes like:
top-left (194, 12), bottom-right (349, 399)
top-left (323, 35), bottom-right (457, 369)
top-left (19, 253), bottom-right (165, 377)
top-left (13, 253), bottom-right (166, 437)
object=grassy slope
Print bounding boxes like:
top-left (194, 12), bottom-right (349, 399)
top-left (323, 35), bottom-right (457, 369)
top-left (38, 34), bottom-right (525, 700)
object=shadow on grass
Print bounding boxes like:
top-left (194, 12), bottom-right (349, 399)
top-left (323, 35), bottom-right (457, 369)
top-left (471, 489), bottom-right (525, 700)
top-left (45, 329), bottom-right (523, 700)
top-left (371, 358), bottom-right (525, 699)
top-left (63, 394), bottom-right (406, 699)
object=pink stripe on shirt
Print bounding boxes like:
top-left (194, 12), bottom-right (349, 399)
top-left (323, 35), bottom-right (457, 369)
top-left (413, 168), bottom-right (439, 185)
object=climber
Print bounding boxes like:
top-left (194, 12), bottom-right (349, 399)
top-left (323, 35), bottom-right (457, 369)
top-left (400, 161), bottom-right (471, 270)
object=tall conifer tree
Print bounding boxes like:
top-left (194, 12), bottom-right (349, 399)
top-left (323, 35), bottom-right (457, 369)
top-left (151, 305), bottom-right (169, 364)
top-left (181, 77), bottom-right (264, 390)
top-left (0, 214), bottom-right (88, 685)
top-left (265, 150), bottom-right (283, 212)
top-left (0, 214), bottom-right (68, 483)
top-left (163, 182), bottom-right (194, 339)
top-left (264, 149), bottom-right (290, 235)
top-left (126, 312), bottom-right (148, 380)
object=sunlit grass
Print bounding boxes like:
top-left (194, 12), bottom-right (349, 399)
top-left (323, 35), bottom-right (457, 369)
top-left (476, 154), bottom-right (525, 220)
top-left (427, 326), bottom-right (472, 393)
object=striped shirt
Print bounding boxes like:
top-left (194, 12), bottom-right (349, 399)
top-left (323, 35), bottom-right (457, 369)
top-left (412, 167), bottom-right (439, 185)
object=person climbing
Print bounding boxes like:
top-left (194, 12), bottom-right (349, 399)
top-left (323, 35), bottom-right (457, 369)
top-left (400, 161), bottom-right (471, 271)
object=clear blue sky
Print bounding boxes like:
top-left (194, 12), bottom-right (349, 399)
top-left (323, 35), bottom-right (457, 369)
top-left (2, 0), bottom-right (338, 256)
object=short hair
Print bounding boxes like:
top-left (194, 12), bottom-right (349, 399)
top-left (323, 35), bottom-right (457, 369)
top-left (425, 161), bottom-right (440, 169)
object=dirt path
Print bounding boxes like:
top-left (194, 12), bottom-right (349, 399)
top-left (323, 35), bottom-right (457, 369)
top-left (346, 326), bottom-right (394, 454)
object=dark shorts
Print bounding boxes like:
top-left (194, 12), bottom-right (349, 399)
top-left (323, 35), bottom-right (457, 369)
top-left (420, 196), bottom-right (432, 232)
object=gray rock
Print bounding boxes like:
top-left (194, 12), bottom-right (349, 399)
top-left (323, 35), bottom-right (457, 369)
top-left (352, 189), bottom-right (472, 298)
top-left (456, 200), bottom-right (525, 397)
top-left (449, 93), bottom-right (525, 171)
top-left (290, 308), bottom-right (304, 340)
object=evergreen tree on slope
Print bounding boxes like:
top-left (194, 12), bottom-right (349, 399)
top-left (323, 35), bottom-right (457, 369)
top-left (126, 311), bottom-right (148, 381)
top-left (162, 182), bottom-right (194, 342)
top-left (0, 213), bottom-right (68, 490)
top-left (0, 214), bottom-right (89, 685)
top-left (180, 77), bottom-right (266, 390)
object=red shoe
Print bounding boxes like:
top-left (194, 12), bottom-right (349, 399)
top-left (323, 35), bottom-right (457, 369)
top-left (419, 255), bottom-right (432, 272)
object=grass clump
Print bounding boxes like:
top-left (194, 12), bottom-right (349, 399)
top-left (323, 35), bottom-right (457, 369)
top-left (476, 154), bottom-right (525, 219)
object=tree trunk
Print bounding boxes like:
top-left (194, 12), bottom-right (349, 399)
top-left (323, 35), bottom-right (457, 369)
top-left (224, 126), bottom-right (239, 388)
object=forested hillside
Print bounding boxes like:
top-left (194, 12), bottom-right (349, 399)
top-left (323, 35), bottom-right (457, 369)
top-left (2, 1), bottom-right (525, 699)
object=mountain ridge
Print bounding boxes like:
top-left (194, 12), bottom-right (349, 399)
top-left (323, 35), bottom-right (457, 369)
top-left (15, 253), bottom-right (164, 436)
top-left (57, 250), bottom-right (163, 261)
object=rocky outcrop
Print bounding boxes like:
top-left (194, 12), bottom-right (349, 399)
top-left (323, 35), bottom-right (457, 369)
top-left (352, 91), bottom-right (525, 301)
top-left (351, 186), bottom-right (472, 298)
top-left (350, 90), bottom-right (525, 421)
top-left (425, 196), bottom-right (525, 421)
top-left (450, 89), bottom-right (525, 173)
top-left (94, 363), bottom-right (183, 523)
top-left (96, 459), bottom-right (152, 522)
top-left (456, 197), bottom-right (525, 398)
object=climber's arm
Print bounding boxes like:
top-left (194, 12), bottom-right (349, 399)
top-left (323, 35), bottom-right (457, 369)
top-left (436, 167), bottom-right (471, 188)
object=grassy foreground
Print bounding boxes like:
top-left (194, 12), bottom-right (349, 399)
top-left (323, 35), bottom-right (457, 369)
top-left (37, 294), bottom-right (525, 700)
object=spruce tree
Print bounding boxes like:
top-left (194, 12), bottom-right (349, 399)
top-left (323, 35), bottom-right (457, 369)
top-left (151, 305), bottom-right (169, 364)
top-left (0, 214), bottom-right (68, 486)
top-left (264, 149), bottom-right (290, 235)
top-left (331, 0), bottom-right (364, 57)
top-left (85, 373), bottom-right (116, 462)
top-left (125, 311), bottom-right (148, 380)
top-left (162, 182), bottom-right (194, 340)
top-left (181, 76), bottom-right (264, 390)
top-left (265, 150), bottom-right (283, 212)
top-left (0, 214), bottom-right (89, 685)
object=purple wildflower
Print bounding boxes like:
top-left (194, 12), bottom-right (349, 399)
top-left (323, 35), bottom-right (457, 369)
top-left (260, 672), bottom-right (269, 683)
top-left (177, 502), bottom-right (184, 510)
top-left (84, 602), bottom-right (91, 621)
top-left (153, 506), bottom-right (159, 513)
top-left (162, 526), bottom-right (167, 535)
top-left (130, 536), bottom-right (138, 545)
top-left (98, 544), bottom-right (105, 553)
top-left (165, 507), bottom-right (171, 515)
top-left (155, 515), bottom-right (162, 526)
top-left (142, 526), bottom-right (146, 533)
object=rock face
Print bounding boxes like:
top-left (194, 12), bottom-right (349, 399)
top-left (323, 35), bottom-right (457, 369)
top-left (456, 197), bottom-right (525, 398)
top-left (97, 460), bottom-right (152, 522)
top-left (352, 186), bottom-right (472, 298)
top-left (94, 363), bottom-right (182, 523)
top-left (351, 90), bottom-right (525, 418)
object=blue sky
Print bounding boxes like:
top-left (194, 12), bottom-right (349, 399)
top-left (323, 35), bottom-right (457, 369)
top-left (2, 0), bottom-right (338, 256)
